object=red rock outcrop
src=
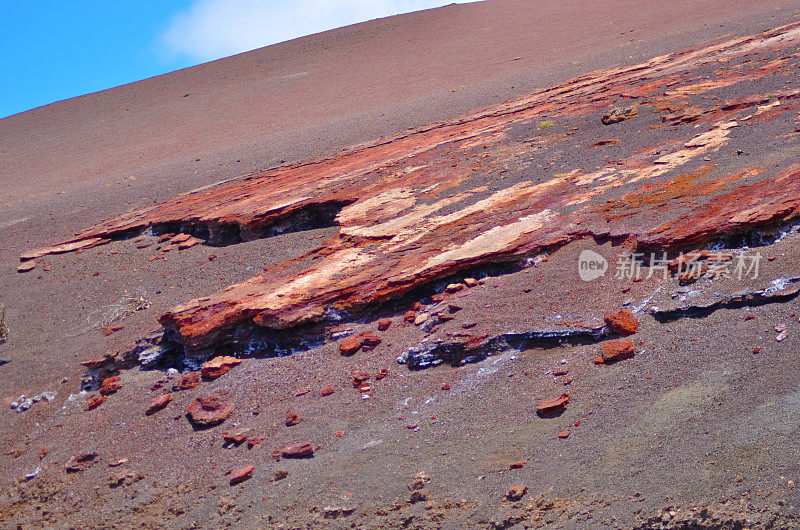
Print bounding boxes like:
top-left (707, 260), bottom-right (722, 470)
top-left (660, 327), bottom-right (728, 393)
top-left (186, 391), bottom-right (235, 427)
top-left (24, 23), bottom-right (800, 359)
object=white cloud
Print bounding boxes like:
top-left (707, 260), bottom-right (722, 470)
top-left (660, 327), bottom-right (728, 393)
top-left (161, 0), bottom-right (466, 62)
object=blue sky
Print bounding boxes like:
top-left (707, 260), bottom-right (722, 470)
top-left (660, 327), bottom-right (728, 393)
top-left (1, 1), bottom-right (467, 119)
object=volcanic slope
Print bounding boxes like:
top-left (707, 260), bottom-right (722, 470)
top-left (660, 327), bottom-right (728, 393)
top-left (4, 5), bottom-right (800, 530)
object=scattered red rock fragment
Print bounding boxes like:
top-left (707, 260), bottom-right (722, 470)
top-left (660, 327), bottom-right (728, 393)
top-left (360, 332), bottom-right (382, 350)
top-left (445, 283), bottom-right (465, 293)
top-left (601, 106), bottom-right (638, 125)
top-left (169, 233), bottom-right (192, 244)
top-left (448, 303), bottom-right (462, 313)
top-left (509, 461), bottom-right (526, 470)
top-left (272, 469), bottom-right (289, 481)
top-left (223, 428), bottom-right (252, 445)
top-left (721, 94), bottom-right (771, 111)
top-left (281, 441), bottom-right (314, 458)
top-left (319, 385), bottom-right (336, 397)
top-left (408, 472), bottom-right (430, 491)
top-left (100, 376), bottom-right (124, 396)
top-left (228, 466), bottom-right (255, 485)
top-left (65, 453), bottom-right (98, 472)
top-left (101, 324), bottom-right (124, 336)
top-left (351, 371), bottom-right (370, 387)
top-left (175, 371), bottom-right (200, 390)
top-left (81, 355), bottom-right (112, 369)
top-left (409, 489), bottom-right (430, 503)
top-left (16, 262), bottom-right (36, 273)
top-left (536, 394), bottom-right (569, 416)
top-left (108, 469), bottom-right (139, 488)
top-left (177, 237), bottom-right (202, 250)
top-left (186, 390), bottom-right (235, 427)
top-left (590, 138), bottom-right (621, 148)
top-left (20, 237), bottom-right (109, 261)
top-left (200, 356), bottom-right (241, 379)
top-left (285, 411), bottom-right (302, 426)
top-left (662, 106), bottom-right (703, 124)
top-left (145, 393), bottom-right (173, 415)
top-left (375, 368), bottom-right (389, 380)
top-left (604, 309), bottom-right (638, 335)
top-left (339, 333), bottom-right (366, 355)
top-left (377, 318), bottom-right (392, 331)
top-left (463, 277), bottom-right (478, 287)
top-left (505, 485), bottom-right (528, 501)
top-left (404, 311), bottom-right (417, 323)
top-left (597, 339), bottom-right (636, 363)
top-left (84, 394), bottom-right (107, 411)
top-left (557, 431), bottom-right (571, 439)
top-left (247, 436), bottom-right (264, 448)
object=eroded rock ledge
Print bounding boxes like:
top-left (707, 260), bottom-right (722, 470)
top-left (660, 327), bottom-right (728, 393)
top-left (25, 22), bottom-right (800, 360)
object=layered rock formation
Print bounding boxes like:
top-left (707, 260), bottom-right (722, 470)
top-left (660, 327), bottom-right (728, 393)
top-left (23, 22), bottom-right (800, 360)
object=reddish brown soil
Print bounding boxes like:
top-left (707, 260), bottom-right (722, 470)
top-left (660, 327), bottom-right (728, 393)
top-left (2, 1), bottom-right (800, 528)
